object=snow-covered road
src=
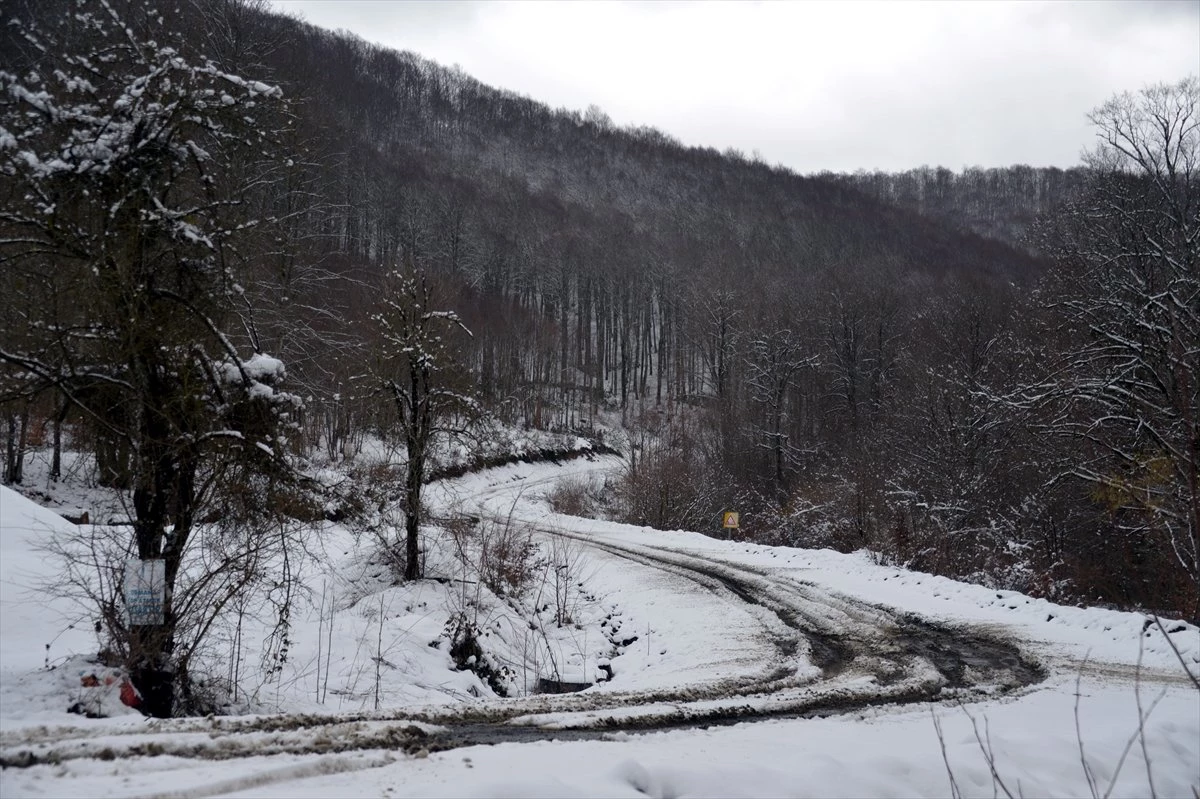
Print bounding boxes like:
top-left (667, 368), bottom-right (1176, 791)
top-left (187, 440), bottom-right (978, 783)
top-left (2, 457), bottom-right (1197, 798)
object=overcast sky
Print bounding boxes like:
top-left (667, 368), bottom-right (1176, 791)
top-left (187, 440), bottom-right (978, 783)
top-left (268, 0), bottom-right (1198, 174)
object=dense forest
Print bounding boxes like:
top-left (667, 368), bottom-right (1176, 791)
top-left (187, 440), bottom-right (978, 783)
top-left (1, 0), bottom-right (1196, 710)
top-left (824, 165), bottom-right (1092, 249)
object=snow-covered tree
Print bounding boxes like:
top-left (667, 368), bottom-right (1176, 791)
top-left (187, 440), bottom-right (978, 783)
top-left (0, 1), bottom-right (303, 715)
top-left (375, 266), bottom-right (476, 581)
top-left (1032, 77), bottom-right (1199, 614)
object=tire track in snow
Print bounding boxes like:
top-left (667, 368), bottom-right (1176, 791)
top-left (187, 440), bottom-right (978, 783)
top-left (494, 522), bottom-right (1045, 732)
top-left (460, 457), bottom-right (1042, 712)
top-left (129, 753), bottom-right (398, 799)
top-left (0, 455), bottom-right (1044, 775)
top-left (570, 531), bottom-right (1042, 686)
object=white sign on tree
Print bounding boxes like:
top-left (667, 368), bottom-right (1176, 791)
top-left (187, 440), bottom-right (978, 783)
top-left (125, 560), bottom-right (166, 626)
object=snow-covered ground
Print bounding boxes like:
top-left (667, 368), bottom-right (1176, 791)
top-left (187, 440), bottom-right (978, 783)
top-left (2, 456), bottom-right (1197, 798)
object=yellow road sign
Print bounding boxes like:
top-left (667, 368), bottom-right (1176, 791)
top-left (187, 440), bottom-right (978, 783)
top-left (722, 511), bottom-right (739, 529)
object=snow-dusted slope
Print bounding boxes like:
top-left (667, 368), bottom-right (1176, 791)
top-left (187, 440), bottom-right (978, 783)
top-left (0, 486), bottom-right (128, 723)
top-left (2, 462), bottom-right (1197, 798)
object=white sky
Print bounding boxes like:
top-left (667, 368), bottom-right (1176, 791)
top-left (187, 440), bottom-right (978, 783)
top-left (268, 0), bottom-right (1199, 173)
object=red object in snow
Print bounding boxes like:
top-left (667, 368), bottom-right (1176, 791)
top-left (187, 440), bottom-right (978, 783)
top-left (119, 679), bottom-right (141, 708)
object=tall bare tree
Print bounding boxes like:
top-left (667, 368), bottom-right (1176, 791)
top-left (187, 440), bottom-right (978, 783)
top-left (746, 326), bottom-right (817, 496)
top-left (1032, 77), bottom-right (1199, 614)
top-left (375, 266), bottom-right (476, 580)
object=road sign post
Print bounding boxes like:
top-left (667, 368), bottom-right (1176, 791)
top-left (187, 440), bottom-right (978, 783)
top-left (722, 511), bottom-right (739, 539)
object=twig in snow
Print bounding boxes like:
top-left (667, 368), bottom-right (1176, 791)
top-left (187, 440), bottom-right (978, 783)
top-left (931, 708), bottom-right (964, 799)
top-left (1150, 615), bottom-right (1199, 691)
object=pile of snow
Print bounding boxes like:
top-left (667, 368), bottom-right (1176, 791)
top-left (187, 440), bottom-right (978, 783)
top-left (0, 487), bottom-right (140, 723)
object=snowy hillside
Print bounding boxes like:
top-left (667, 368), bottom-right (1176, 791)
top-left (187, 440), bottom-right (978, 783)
top-left (2, 458), bottom-right (1197, 798)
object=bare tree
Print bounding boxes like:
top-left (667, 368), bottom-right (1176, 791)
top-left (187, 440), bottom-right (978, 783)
top-left (1031, 77), bottom-right (1199, 614)
top-left (375, 266), bottom-right (477, 580)
top-left (746, 326), bottom-right (817, 496)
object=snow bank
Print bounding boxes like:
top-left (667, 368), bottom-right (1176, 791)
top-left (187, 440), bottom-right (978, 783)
top-left (0, 486), bottom-right (132, 725)
top-left (2, 459), bottom-right (1197, 799)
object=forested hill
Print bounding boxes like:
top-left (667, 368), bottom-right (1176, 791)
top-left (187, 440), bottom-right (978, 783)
top-left (821, 166), bottom-right (1092, 250)
top-left (230, 6), bottom-right (1198, 617)
top-left (3, 1), bottom-right (1194, 619)
top-left (247, 7), bottom-right (1048, 290)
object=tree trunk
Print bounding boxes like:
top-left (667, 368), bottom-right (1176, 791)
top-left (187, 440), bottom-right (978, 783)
top-left (4, 411), bottom-right (20, 485)
top-left (403, 365), bottom-right (429, 582)
top-left (51, 401), bottom-right (69, 481)
top-left (127, 395), bottom-right (183, 718)
top-left (404, 442), bottom-right (424, 581)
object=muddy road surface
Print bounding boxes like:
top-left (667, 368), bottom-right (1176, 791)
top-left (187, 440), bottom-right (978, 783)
top-left (1, 460), bottom-right (1046, 778)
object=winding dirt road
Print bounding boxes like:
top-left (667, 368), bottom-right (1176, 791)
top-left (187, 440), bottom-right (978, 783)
top-left (0, 456), bottom-right (1049, 794)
